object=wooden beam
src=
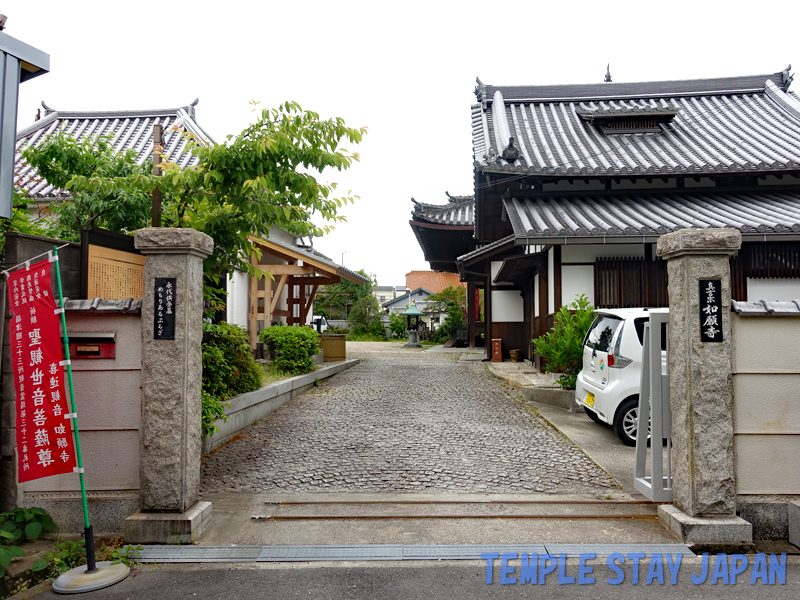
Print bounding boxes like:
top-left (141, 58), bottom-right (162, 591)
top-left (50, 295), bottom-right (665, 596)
top-left (248, 254), bottom-right (259, 349)
top-left (303, 285), bottom-right (319, 322)
top-left (259, 264), bottom-right (314, 275)
top-left (269, 274), bottom-right (288, 316)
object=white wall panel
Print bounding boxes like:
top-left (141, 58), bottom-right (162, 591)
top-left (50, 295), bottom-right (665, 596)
top-left (492, 290), bottom-right (524, 322)
top-left (562, 265), bottom-right (594, 306)
top-left (746, 278), bottom-right (800, 301)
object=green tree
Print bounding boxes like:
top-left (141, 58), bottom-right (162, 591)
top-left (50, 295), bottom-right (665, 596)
top-left (349, 294), bottom-right (384, 336)
top-left (21, 132), bottom-right (152, 240)
top-left (389, 311), bottom-right (408, 338)
top-left (424, 285), bottom-right (466, 315)
top-left (0, 190), bottom-right (46, 264)
top-left (316, 269), bottom-right (373, 319)
top-left (21, 101), bottom-right (366, 278)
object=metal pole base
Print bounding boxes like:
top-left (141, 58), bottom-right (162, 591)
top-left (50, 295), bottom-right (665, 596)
top-left (51, 561), bottom-right (130, 595)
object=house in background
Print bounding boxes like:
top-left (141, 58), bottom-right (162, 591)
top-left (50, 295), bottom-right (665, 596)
top-left (406, 270), bottom-right (466, 294)
top-left (14, 100), bottom-right (366, 349)
top-left (372, 285), bottom-right (400, 306)
top-left (413, 67), bottom-right (800, 363)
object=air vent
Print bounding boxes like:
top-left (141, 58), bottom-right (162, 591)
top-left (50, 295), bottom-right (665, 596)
top-left (577, 107), bottom-right (679, 134)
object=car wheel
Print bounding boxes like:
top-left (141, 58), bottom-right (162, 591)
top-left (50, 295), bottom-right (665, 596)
top-left (585, 408), bottom-right (602, 424)
top-left (613, 398), bottom-right (639, 446)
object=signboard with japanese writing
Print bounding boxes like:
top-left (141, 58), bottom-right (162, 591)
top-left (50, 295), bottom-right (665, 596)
top-left (154, 278), bottom-right (176, 340)
top-left (7, 260), bottom-right (77, 482)
top-left (699, 279), bottom-right (723, 343)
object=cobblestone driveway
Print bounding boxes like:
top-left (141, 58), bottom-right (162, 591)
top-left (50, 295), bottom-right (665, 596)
top-left (201, 344), bottom-right (616, 495)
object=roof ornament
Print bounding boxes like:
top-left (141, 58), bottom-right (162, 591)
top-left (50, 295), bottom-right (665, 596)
top-left (501, 137), bottom-right (521, 162)
top-left (604, 64), bottom-right (612, 83)
top-left (483, 146), bottom-right (497, 164)
top-left (0, 14), bottom-right (7, 30)
top-left (41, 100), bottom-right (55, 116)
top-left (474, 77), bottom-right (485, 102)
top-left (781, 64), bottom-right (794, 92)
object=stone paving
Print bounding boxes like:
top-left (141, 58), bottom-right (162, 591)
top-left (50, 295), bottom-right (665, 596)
top-left (200, 343), bottom-right (617, 495)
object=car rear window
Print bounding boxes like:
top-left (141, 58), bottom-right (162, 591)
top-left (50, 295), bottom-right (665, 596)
top-left (584, 316), bottom-right (623, 351)
top-left (633, 317), bottom-right (668, 350)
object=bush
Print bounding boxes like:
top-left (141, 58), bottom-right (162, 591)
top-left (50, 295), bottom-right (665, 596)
top-left (532, 295), bottom-right (595, 390)
top-left (388, 312), bottom-right (407, 338)
top-left (202, 322), bottom-right (263, 435)
top-left (432, 300), bottom-right (466, 343)
top-left (349, 295), bottom-right (384, 336)
top-left (260, 326), bottom-right (320, 376)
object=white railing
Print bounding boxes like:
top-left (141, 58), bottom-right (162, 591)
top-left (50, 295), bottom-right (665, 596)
top-left (633, 308), bottom-right (673, 502)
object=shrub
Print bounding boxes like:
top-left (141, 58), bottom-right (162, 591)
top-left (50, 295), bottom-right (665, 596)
top-left (388, 312), bottom-right (407, 338)
top-left (201, 322), bottom-right (263, 435)
top-left (532, 295), bottom-right (595, 390)
top-left (259, 326), bottom-right (320, 376)
top-left (0, 508), bottom-right (57, 578)
top-left (432, 300), bottom-right (466, 343)
top-left (349, 295), bottom-right (384, 336)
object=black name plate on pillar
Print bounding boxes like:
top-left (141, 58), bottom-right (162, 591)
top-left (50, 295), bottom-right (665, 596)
top-left (699, 279), bottom-right (722, 342)
top-left (154, 277), bottom-right (176, 340)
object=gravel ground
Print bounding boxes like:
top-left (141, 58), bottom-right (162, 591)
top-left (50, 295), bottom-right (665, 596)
top-left (200, 343), bottom-right (616, 495)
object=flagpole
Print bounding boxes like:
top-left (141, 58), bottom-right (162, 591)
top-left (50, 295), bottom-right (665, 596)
top-left (51, 246), bottom-right (96, 574)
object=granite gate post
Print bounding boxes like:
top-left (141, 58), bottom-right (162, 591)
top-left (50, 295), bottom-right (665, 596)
top-left (656, 228), bottom-right (753, 548)
top-left (124, 228), bottom-right (213, 543)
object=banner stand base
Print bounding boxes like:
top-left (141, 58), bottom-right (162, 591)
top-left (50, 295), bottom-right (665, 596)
top-left (51, 561), bottom-right (129, 595)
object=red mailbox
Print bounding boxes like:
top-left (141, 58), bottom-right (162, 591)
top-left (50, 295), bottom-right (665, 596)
top-left (491, 338), bottom-right (502, 362)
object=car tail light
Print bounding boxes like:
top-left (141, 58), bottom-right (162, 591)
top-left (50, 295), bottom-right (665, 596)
top-left (608, 354), bottom-right (633, 368)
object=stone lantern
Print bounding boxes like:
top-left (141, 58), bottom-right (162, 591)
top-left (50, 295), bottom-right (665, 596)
top-left (399, 301), bottom-right (426, 348)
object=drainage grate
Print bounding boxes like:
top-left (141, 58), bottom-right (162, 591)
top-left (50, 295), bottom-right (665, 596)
top-left (136, 543), bottom-right (694, 563)
top-left (138, 545), bottom-right (262, 563)
top-left (402, 544), bottom-right (547, 560)
top-left (258, 545), bottom-right (402, 562)
top-left (543, 544), bottom-right (695, 558)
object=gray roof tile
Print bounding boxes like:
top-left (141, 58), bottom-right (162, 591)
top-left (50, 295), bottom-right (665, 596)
top-left (411, 194), bottom-right (475, 226)
top-left (503, 190), bottom-right (800, 241)
top-left (473, 73), bottom-right (800, 177)
top-left (15, 100), bottom-right (214, 199)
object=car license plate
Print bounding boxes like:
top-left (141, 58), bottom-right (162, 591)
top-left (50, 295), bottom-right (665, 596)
top-left (585, 392), bottom-right (595, 408)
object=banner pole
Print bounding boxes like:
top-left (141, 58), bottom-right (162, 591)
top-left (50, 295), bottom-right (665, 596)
top-left (52, 246), bottom-right (96, 573)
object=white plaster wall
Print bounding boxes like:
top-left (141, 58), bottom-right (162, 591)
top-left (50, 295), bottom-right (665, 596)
top-left (731, 315), bottom-right (800, 374)
top-left (735, 435), bottom-right (800, 494)
top-left (562, 265), bottom-right (594, 306)
top-left (731, 313), bottom-right (800, 495)
top-left (227, 270), bottom-right (250, 329)
top-left (22, 312), bottom-right (142, 494)
top-left (561, 244), bottom-right (647, 262)
top-left (492, 290), bottom-right (524, 322)
top-left (491, 261), bottom-right (509, 283)
top-left (746, 278), bottom-right (800, 301)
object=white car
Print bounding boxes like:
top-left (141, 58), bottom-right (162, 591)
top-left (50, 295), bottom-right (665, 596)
top-left (574, 308), bottom-right (666, 446)
top-left (310, 316), bottom-right (329, 332)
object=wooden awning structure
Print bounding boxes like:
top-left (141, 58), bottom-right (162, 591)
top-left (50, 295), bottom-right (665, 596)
top-left (247, 236), bottom-right (366, 347)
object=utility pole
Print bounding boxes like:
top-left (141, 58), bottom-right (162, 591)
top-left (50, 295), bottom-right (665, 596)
top-left (151, 124), bottom-right (163, 227)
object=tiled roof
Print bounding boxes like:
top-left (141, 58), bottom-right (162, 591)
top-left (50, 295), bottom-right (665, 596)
top-left (731, 299), bottom-right (800, 315)
top-left (411, 193), bottom-right (475, 226)
top-left (15, 100), bottom-right (214, 199)
top-left (472, 72), bottom-right (800, 177)
top-left (383, 287), bottom-right (433, 309)
top-left (258, 235), bottom-right (369, 283)
top-left (503, 189), bottom-right (800, 242)
top-left (405, 271), bottom-right (466, 294)
top-left (456, 234), bottom-right (516, 264)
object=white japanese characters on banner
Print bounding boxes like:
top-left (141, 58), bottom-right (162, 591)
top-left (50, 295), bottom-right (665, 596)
top-left (8, 260), bottom-right (77, 482)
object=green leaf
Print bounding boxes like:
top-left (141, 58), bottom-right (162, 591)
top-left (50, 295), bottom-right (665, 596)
top-left (0, 520), bottom-right (15, 532)
top-left (0, 530), bottom-right (13, 539)
top-left (8, 545), bottom-right (25, 558)
top-left (25, 521), bottom-right (43, 539)
top-left (31, 559), bottom-right (49, 572)
top-left (0, 547), bottom-right (12, 566)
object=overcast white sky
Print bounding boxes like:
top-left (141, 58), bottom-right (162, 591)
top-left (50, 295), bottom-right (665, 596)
top-left (9, 1), bottom-right (798, 286)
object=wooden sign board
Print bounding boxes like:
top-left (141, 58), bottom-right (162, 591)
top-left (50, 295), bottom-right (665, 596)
top-left (86, 244), bottom-right (145, 300)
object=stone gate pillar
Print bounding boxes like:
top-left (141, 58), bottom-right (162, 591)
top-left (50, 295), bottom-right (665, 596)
top-left (656, 228), bottom-right (752, 548)
top-left (125, 228), bottom-right (213, 543)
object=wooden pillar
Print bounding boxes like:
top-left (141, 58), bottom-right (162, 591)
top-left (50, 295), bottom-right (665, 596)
top-left (537, 264), bottom-right (548, 371)
top-left (553, 245), bottom-right (562, 310)
top-left (483, 269), bottom-right (492, 360)
top-left (467, 281), bottom-right (476, 349)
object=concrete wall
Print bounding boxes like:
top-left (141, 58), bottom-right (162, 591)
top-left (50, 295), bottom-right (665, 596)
top-left (731, 311), bottom-right (800, 538)
top-left (21, 310), bottom-right (143, 534)
top-left (202, 359), bottom-right (359, 455)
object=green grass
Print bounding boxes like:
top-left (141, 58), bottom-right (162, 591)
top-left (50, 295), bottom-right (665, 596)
top-left (345, 333), bottom-right (388, 342)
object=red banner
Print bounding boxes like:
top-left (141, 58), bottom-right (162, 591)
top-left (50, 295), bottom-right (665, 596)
top-left (8, 259), bottom-right (77, 482)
